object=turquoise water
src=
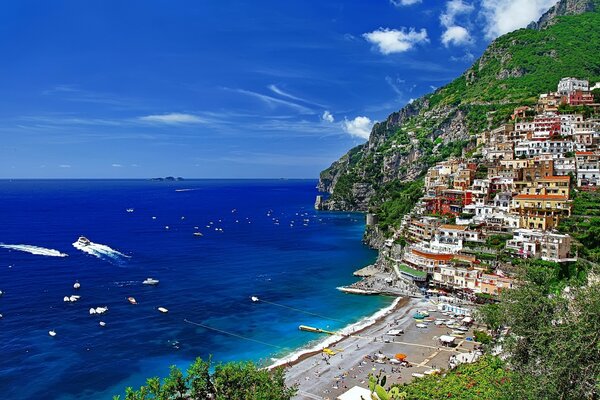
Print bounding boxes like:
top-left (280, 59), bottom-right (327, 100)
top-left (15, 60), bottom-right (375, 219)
top-left (0, 179), bottom-right (391, 399)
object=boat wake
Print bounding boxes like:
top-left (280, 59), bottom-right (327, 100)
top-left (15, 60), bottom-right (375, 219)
top-left (0, 244), bottom-right (68, 257)
top-left (72, 239), bottom-right (130, 263)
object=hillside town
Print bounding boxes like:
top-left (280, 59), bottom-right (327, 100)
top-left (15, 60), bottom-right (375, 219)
top-left (370, 77), bottom-right (599, 299)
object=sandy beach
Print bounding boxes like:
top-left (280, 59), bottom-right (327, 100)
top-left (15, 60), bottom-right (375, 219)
top-left (283, 296), bottom-right (479, 400)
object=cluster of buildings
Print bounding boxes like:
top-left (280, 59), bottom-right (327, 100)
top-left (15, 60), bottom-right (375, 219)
top-left (385, 78), bottom-right (598, 298)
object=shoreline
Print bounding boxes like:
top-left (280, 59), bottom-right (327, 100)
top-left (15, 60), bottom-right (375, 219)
top-left (268, 296), bottom-right (408, 370)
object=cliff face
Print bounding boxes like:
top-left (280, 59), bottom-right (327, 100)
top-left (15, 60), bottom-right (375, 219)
top-left (318, 0), bottom-right (600, 215)
top-left (528, 0), bottom-right (597, 30)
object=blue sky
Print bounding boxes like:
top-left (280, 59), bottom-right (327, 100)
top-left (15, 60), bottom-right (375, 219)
top-left (0, 0), bottom-right (557, 178)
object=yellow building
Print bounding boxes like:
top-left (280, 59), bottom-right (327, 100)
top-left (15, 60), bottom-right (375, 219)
top-left (511, 194), bottom-right (571, 230)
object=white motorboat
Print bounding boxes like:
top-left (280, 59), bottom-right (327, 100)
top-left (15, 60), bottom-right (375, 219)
top-left (99, 321), bottom-right (106, 327)
top-left (158, 307), bottom-right (169, 313)
top-left (73, 281), bottom-right (81, 290)
top-left (126, 208), bottom-right (134, 213)
top-left (90, 306), bottom-right (108, 315)
top-left (63, 296), bottom-right (70, 302)
top-left (75, 236), bottom-right (91, 247)
top-left (0, 289), bottom-right (3, 296)
top-left (49, 330), bottom-right (57, 337)
top-left (416, 323), bottom-right (428, 328)
top-left (193, 232), bottom-right (203, 237)
top-left (143, 278), bottom-right (159, 286)
top-left (251, 296), bottom-right (259, 302)
top-left (128, 297), bottom-right (137, 305)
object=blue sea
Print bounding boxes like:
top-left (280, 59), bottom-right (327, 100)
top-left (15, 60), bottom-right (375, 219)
top-left (0, 180), bottom-right (391, 399)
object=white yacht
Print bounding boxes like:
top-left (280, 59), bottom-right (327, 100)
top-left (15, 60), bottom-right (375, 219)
top-left (75, 236), bottom-right (91, 247)
top-left (49, 330), bottom-right (57, 337)
top-left (143, 278), bottom-right (160, 286)
top-left (158, 307), bottom-right (169, 313)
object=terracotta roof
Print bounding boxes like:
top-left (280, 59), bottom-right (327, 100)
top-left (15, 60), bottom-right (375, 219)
top-left (513, 194), bottom-right (568, 201)
top-left (439, 224), bottom-right (467, 231)
top-left (539, 176), bottom-right (570, 181)
top-left (411, 249), bottom-right (454, 261)
top-left (576, 151), bottom-right (594, 155)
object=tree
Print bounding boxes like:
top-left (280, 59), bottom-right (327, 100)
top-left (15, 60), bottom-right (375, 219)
top-left (113, 358), bottom-right (297, 400)
top-left (480, 263), bottom-right (600, 399)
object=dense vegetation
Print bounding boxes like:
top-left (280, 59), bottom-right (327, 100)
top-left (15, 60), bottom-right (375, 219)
top-left (558, 190), bottom-right (600, 262)
top-left (478, 262), bottom-right (600, 399)
top-left (113, 358), bottom-right (296, 400)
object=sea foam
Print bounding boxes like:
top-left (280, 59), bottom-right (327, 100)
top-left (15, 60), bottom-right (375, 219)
top-left (0, 244), bottom-right (68, 257)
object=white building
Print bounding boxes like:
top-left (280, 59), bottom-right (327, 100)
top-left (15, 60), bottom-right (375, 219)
top-left (558, 77), bottom-right (589, 95)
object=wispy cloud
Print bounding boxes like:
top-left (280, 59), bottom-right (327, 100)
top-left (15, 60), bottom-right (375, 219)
top-left (363, 28), bottom-right (429, 55)
top-left (267, 85), bottom-right (326, 108)
top-left (480, 0), bottom-right (555, 39)
top-left (138, 113), bottom-right (205, 124)
top-left (59, 164), bottom-right (71, 168)
top-left (42, 85), bottom-right (141, 108)
top-left (342, 116), bottom-right (374, 139)
top-left (111, 163), bottom-right (122, 167)
top-left (230, 88), bottom-right (315, 114)
top-left (390, 0), bottom-right (422, 6)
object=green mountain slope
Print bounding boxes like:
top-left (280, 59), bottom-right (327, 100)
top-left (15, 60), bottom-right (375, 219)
top-left (318, 0), bottom-right (600, 233)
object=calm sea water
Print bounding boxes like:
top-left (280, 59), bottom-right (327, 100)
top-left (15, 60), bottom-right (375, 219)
top-left (0, 180), bottom-right (390, 399)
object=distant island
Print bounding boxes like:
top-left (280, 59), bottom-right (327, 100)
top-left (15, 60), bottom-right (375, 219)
top-left (149, 176), bottom-right (185, 181)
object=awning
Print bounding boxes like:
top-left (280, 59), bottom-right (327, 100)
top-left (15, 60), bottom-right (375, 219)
top-left (337, 386), bottom-right (373, 400)
top-left (439, 335), bottom-right (456, 343)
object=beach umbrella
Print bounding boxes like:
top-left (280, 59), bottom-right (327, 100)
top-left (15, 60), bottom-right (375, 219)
top-left (395, 353), bottom-right (407, 361)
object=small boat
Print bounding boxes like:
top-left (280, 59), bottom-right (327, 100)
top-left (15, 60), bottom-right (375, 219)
top-left (49, 330), bottom-right (57, 337)
top-left (0, 290), bottom-right (4, 296)
top-left (193, 232), bottom-right (203, 237)
top-left (70, 295), bottom-right (80, 302)
top-left (411, 373), bottom-right (425, 378)
top-left (0, 313), bottom-right (3, 318)
top-left (63, 296), bottom-right (70, 302)
top-left (128, 297), bottom-right (137, 305)
top-left (416, 323), bottom-right (428, 329)
top-left (181, 216), bottom-right (185, 220)
top-left (165, 226), bottom-right (170, 230)
top-left (73, 281), bottom-right (81, 290)
top-left (76, 236), bottom-right (91, 246)
top-left (152, 216), bottom-right (157, 220)
top-left (143, 278), bottom-right (159, 286)
top-left (99, 321), bottom-right (106, 327)
top-left (90, 306), bottom-right (108, 315)
top-left (158, 307), bottom-right (169, 313)
top-left (251, 296), bottom-right (259, 302)
top-left (126, 208), bottom-right (134, 213)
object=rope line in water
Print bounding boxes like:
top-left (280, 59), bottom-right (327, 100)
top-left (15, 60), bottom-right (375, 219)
top-left (254, 298), bottom-right (346, 323)
top-left (183, 318), bottom-right (285, 349)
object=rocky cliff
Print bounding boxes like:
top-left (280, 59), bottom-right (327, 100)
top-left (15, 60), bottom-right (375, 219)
top-left (318, 0), bottom-right (600, 217)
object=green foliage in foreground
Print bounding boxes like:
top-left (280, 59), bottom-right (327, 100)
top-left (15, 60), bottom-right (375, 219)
top-left (479, 263), bottom-right (600, 399)
top-left (393, 356), bottom-right (511, 400)
top-left (113, 358), bottom-right (296, 400)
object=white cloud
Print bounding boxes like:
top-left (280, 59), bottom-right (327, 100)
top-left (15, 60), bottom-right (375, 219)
top-left (363, 28), bottom-right (429, 55)
top-left (59, 164), bottom-right (71, 168)
top-left (480, 0), bottom-right (556, 39)
top-left (111, 163), bottom-right (122, 167)
top-left (231, 88), bottom-right (314, 114)
top-left (139, 113), bottom-right (204, 124)
top-left (390, 0), bottom-right (422, 6)
top-left (342, 116), bottom-right (374, 139)
top-left (322, 110), bottom-right (335, 123)
top-left (440, 0), bottom-right (474, 47)
top-left (442, 26), bottom-right (472, 46)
